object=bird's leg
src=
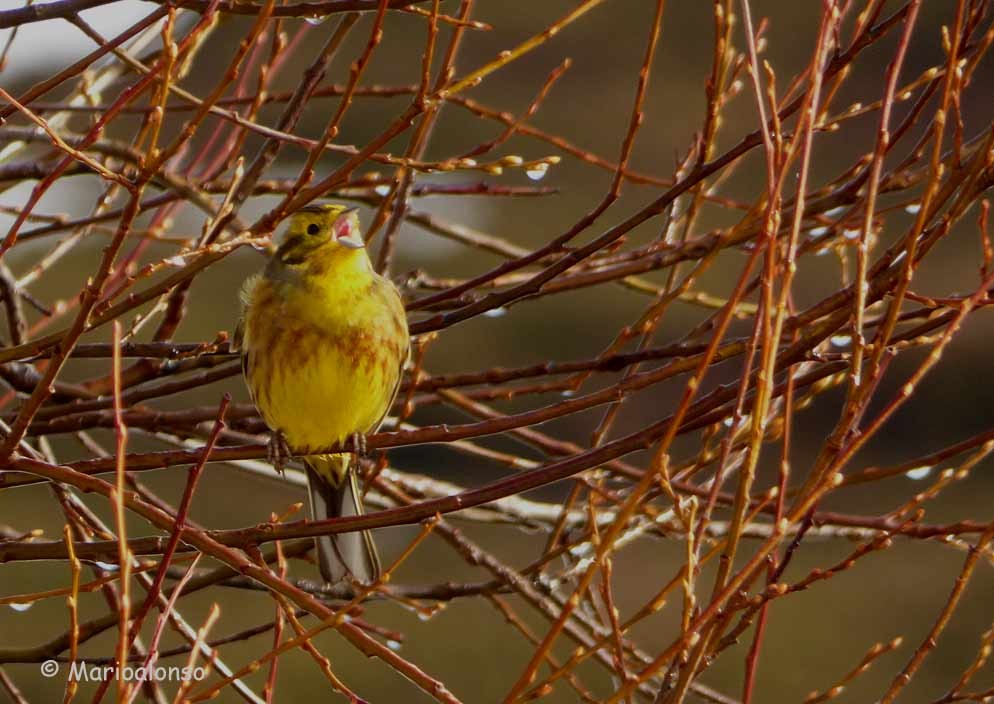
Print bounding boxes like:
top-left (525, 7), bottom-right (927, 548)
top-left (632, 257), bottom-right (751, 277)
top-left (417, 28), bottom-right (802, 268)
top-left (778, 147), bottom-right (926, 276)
top-left (350, 431), bottom-right (368, 459)
top-left (268, 429), bottom-right (292, 476)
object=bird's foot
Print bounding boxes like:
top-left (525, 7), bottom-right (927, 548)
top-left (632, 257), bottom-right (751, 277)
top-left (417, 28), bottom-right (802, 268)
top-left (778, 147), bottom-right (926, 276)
top-left (350, 431), bottom-right (368, 458)
top-left (268, 430), bottom-right (292, 476)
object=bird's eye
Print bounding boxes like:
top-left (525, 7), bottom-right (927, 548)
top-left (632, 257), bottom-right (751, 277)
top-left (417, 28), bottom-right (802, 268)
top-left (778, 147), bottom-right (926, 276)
top-left (306, 223), bottom-right (320, 235)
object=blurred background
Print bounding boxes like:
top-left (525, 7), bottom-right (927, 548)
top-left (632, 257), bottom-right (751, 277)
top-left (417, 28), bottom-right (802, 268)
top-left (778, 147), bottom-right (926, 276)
top-left (2, 1), bottom-right (994, 701)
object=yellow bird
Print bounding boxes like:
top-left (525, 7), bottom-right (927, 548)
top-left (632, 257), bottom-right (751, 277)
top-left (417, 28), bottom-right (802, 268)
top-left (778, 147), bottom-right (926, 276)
top-left (238, 204), bottom-right (409, 584)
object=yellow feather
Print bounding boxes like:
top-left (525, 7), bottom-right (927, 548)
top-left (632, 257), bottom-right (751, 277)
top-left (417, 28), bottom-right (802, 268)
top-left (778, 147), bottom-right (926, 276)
top-left (238, 204), bottom-right (407, 583)
top-left (241, 207), bottom-right (407, 458)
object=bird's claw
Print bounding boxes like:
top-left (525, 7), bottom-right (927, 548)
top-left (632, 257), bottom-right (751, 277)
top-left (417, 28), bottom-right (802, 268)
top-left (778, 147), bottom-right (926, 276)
top-left (350, 431), bottom-right (368, 458)
top-left (268, 430), bottom-right (292, 476)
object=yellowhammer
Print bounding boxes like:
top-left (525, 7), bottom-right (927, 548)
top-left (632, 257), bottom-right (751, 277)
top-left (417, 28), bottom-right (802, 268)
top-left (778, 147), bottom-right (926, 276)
top-left (237, 203), bottom-right (409, 584)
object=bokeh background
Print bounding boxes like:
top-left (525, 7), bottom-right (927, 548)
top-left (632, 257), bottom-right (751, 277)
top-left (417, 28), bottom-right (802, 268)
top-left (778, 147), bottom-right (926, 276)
top-left (1, 1), bottom-right (993, 701)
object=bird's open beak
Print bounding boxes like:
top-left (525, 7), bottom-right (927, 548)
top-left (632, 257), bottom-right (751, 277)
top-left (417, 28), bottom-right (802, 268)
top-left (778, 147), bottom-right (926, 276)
top-left (335, 207), bottom-right (365, 249)
top-left (338, 233), bottom-right (365, 249)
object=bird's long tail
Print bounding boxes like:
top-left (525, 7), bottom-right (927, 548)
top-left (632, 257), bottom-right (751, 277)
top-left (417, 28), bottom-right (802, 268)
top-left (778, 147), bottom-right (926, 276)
top-left (304, 454), bottom-right (380, 584)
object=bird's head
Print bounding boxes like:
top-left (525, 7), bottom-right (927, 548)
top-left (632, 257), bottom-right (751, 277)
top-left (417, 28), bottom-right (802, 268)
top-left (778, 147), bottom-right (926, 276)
top-left (272, 203), bottom-right (365, 266)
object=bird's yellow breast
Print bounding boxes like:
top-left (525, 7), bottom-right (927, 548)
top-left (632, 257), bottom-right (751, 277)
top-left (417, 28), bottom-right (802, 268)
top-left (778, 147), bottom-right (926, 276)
top-left (240, 248), bottom-right (408, 454)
